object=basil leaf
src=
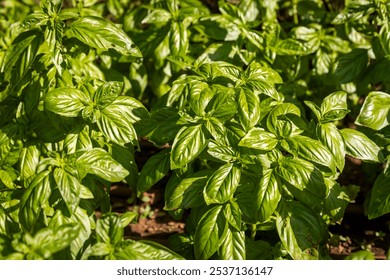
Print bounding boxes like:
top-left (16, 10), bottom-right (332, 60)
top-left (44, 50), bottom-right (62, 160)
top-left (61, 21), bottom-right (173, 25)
top-left (323, 182), bottom-right (350, 222)
top-left (256, 169), bottom-right (281, 223)
top-left (219, 228), bottom-right (246, 260)
top-left (45, 88), bottom-right (91, 117)
top-left (276, 200), bottom-right (327, 260)
top-left (194, 205), bottom-right (228, 259)
top-left (282, 135), bottom-right (336, 173)
top-left (136, 149), bottom-right (170, 196)
top-left (340, 128), bottom-right (383, 162)
top-left (276, 157), bottom-right (327, 210)
top-left (94, 81), bottom-right (123, 109)
top-left (203, 163), bottom-right (241, 205)
top-left (170, 124), bottom-right (207, 169)
top-left (237, 88), bottom-right (260, 131)
top-left (267, 103), bottom-right (306, 138)
top-left (239, 127), bottom-right (278, 151)
top-left (66, 16), bottom-right (142, 58)
top-left (19, 171), bottom-right (52, 231)
top-left (334, 48), bottom-right (368, 84)
top-left (114, 240), bottom-right (185, 260)
top-left (96, 214), bottom-right (123, 245)
top-left (164, 170), bottom-right (211, 210)
top-left (356, 91), bottom-right (390, 130)
top-left (75, 148), bottom-right (129, 182)
top-left (316, 123), bottom-right (345, 172)
top-left (367, 171), bottom-right (390, 219)
top-left (320, 91), bottom-right (350, 123)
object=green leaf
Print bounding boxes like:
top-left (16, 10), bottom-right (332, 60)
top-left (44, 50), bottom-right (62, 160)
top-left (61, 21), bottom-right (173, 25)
top-left (94, 81), bottom-right (123, 109)
top-left (320, 91), bottom-right (350, 123)
top-left (256, 169), bottom-right (281, 223)
top-left (323, 182), bottom-right (350, 222)
top-left (194, 205), bottom-right (228, 259)
top-left (345, 250), bottom-right (375, 260)
top-left (169, 21), bottom-right (189, 56)
top-left (276, 157), bottom-right (327, 210)
top-left (164, 170), bottom-right (212, 210)
top-left (0, 30), bottom-right (43, 102)
top-left (96, 214), bottom-right (123, 245)
top-left (203, 163), bottom-right (241, 205)
top-left (207, 140), bottom-right (237, 163)
top-left (356, 91), bottom-right (390, 130)
top-left (27, 224), bottom-right (80, 259)
top-left (19, 171), bottom-right (52, 231)
top-left (282, 135), bottom-right (336, 173)
top-left (238, 127), bottom-right (278, 151)
top-left (54, 168), bottom-right (85, 215)
top-left (66, 16), bottom-right (142, 58)
top-left (19, 145), bottom-right (41, 183)
top-left (114, 240), bottom-right (184, 260)
top-left (188, 82), bottom-right (214, 116)
top-left (136, 149), bottom-right (170, 196)
top-left (276, 200), bottom-right (327, 260)
top-left (267, 103), bottom-right (306, 138)
top-left (367, 171), bottom-right (390, 219)
top-left (219, 228), bottom-right (246, 260)
top-left (45, 88), bottom-right (91, 117)
top-left (334, 48), bottom-right (368, 84)
top-left (223, 201), bottom-right (242, 231)
top-left (170, 124), bottom-right (207, 169)
top-left (274, 38), bottom-right (309, 55)
top-left (75, 148), bottom-right (129, 182)
top-left (317, 123), bottom-right (345, 172)
top-left (237, 88), bottom-right (260, 131)
top-left (304, 101), bottom-right (322, 122)
top-left (340, 128), bottom-right (383, 162)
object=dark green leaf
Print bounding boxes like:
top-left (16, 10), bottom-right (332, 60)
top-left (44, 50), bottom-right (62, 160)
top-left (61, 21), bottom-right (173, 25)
top-left (367, 171), bottom-right (390, 219)
top-left (334, 48), bottom-right (368, 84)
top-left (276, 200), bottom-right (327, 260)
top-left (136, 149), bottom-right (170, 195)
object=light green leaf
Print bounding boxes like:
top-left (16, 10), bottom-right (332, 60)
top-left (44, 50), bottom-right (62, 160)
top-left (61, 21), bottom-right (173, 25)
top-left (276, 157), bottom-right (327, 210)
top-left (75, 148), bottom-right (129, 182)
top-left (267, 103), bottom-right (306, 138)
top-left (340, 128), bottom-right (383, 162)
top-left (170, 124), bottom-right (207, 169)
top-left (19, 171), bottom-right (52, 231)
top-left (114, 240), bottom-right (185, 260)
top-left (356, 91), bottom-right (390, 130)
top-left (256, 169), bottom-right (281, 223)
top-left (274, 38), bottom-right (309, 55)
top-left (66, 16), bottom-right (142, 58)
top-left (94, 81), bottom-right (123, 109)
top-left (96, 214), bottom-right (123, 245)
top-left (320, 91), bottom-right (350, 123)
top-left (317, 123), bottom-right (345, 172)
top-left (239, 127), bottom-right (278, 151)
top-left (282, 135), bottom-right (336, 173)
top-left (45, 88), bottom-right (91, 117)
top-left (136, 149), bottom-right (170, 196)
top-left (219, 228), bottom-right (246, 260)
top-left (203, 163), bottom-right (241, 205)
top-left (237, 88), bottom-right (260, 131)
top-left (194, 205), bottom-right (228, 259)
